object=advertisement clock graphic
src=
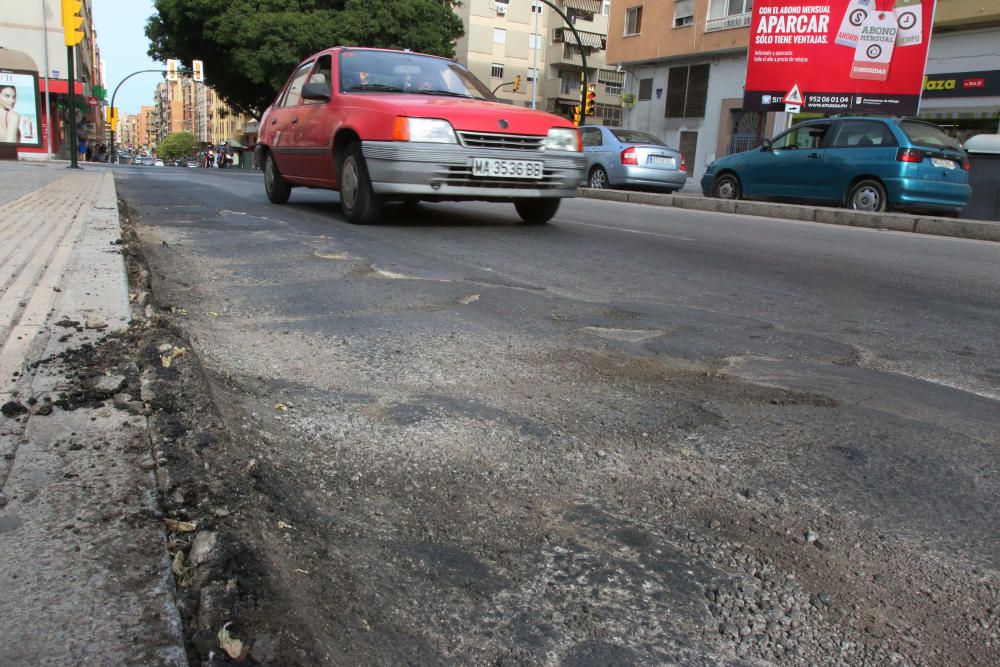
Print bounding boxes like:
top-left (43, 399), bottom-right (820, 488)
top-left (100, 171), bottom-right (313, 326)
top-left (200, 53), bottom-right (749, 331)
top-left (897, 11), bottom-right (917, 30)
top-left (867, 44), bottom-right (882, 59)
top-left (850, 8), bottom-right (867, 26)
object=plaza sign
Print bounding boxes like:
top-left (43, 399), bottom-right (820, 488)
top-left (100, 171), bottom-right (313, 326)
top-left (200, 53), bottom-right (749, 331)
top-left (743, 0), bottom-right (936, 115)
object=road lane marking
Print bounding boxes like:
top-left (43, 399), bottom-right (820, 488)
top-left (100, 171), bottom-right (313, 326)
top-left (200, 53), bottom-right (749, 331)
top-left (561, 219), bottom-right (696, 242)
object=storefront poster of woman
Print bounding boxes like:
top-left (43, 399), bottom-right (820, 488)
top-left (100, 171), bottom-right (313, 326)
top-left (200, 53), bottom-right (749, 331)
top-left (0, 71), bottom-right (40, 146)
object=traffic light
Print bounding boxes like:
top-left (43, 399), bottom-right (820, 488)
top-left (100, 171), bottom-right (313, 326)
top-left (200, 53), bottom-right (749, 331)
top-left (61, 0), bottom-right (84, 46)
top-left (585, 83), bottom-right (596, 116)
top-left (106, 106), bottom-right (118, 127)
top-left (166, 59), bottom-right (179, 81)
top-left (572, 105), bottom-right (581, 127)
top-left (512, 75), bottom-right (521, 93)
top-left (192, 60), bottom-right (204, 82)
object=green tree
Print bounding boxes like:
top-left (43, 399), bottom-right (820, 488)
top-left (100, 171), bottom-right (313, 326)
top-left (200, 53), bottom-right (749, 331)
top-left (145, 0), bottom-right (465, 116)
top-left (157, 131), bottom-right (197, 160)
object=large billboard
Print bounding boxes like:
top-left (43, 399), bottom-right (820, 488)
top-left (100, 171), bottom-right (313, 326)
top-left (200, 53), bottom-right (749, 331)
top-left (743, 0), bottom-right (936, 116)
top-left (0, 69), bottom-right (41, 147)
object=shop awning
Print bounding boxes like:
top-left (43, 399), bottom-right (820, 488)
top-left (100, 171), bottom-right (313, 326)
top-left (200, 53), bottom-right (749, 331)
top-left (597, 69), bottom-right (625, 85)
top-left (39, 79), bottom-right (85, 95)
top-left (564, 0), bottom-right (604, 13)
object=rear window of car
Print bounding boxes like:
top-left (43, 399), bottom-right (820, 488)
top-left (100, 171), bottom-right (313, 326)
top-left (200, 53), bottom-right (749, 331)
top-left (611, 129), bottom-right (667, 146)
top-left (899, 120), bottom-right (962, 151)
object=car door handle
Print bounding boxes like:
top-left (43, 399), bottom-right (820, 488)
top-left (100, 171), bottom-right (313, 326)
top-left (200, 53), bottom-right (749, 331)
top-left (269, 118), bottom-right (277, 125)
top-left (808, 153), bottom-right (821, 159)
top-left (291, 117), bottom-right (299, 124)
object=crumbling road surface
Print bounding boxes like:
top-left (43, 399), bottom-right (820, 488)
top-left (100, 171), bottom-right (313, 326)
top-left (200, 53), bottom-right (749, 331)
top-left (113, 167), bottom-right (999, 665)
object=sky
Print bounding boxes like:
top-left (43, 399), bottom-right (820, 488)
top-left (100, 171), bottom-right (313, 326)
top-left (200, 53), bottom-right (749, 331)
top-left (92, 0), bottom-right (163, 115)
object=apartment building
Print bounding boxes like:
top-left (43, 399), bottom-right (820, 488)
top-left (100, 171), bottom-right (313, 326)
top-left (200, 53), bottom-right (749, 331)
top-left (137, 105), bottom-right (155, 151)
top-left (0, 0), bottom-right (106, 159)
top-left (607, 1), bottom-right (1000, 183)
top-left (454, 0), bottom-right (622, 124)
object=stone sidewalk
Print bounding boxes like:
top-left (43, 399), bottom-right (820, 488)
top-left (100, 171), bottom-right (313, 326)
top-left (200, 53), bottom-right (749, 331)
top-left (0, 161), bottom-right (186, 665)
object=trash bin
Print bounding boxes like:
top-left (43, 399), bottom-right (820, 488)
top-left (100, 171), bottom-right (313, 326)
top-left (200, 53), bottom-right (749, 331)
top-left (962, 133), bottom-right (1000, 221)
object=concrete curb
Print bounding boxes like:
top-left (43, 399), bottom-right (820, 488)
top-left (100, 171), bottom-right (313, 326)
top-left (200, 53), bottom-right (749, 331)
top-left (579, 188), bottom-right (1000, 242)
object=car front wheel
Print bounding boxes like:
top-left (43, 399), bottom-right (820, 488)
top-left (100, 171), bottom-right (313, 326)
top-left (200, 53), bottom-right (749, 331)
top-left (847, 179), bottom-right (888, 212)
top-left (339, 142), bottom-right (382, 224)
top-left (264, 153), bottom-right (291, 204)
top-left (514, 198), bottom-right (560, 224)
top-left (712, 173), bottom-right (741, 200)
top-left (588, 166), bottom-right (609, 189)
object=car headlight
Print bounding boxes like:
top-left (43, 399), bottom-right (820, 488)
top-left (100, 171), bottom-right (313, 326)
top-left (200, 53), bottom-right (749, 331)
top-left (542, 127), bottom-right (581, 152)
top-left (393, 117), bottom-right (457, 143)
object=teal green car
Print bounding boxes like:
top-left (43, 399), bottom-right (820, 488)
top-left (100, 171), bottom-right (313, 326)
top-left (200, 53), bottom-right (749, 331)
top-left (701, 117), bottom-right (970, 214)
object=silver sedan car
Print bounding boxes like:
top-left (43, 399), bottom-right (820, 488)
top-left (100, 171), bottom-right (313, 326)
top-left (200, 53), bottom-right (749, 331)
top-left (581, 126), bottom-right (687, 192)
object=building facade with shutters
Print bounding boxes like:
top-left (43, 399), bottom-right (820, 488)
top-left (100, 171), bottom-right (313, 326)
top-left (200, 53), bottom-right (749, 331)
top-left (453, 0), bottom-right (624, 125)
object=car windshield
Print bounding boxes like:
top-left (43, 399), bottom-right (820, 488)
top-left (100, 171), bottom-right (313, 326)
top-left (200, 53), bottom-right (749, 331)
top-left (899, 120), bottom-right (962, 151)
top-left (339, 50), bottom-right (495, 101)
top-left (611, 129), bottom-right (667, 146)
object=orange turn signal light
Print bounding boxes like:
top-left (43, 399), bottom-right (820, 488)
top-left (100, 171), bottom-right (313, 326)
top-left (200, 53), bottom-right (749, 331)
top-left (392, 117), bottom-right (410, 142)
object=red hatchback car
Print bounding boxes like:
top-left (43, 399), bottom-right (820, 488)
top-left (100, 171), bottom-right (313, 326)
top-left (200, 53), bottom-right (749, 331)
top-left (256, 47), bottom-right (586, 224)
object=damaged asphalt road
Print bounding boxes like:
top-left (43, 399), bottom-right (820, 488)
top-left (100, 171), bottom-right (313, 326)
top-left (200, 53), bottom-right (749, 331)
top-left (107, 166), bottom-right (998, 665)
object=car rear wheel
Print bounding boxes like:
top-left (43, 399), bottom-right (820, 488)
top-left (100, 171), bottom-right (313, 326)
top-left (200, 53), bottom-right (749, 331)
top-left (264, 153), bottom-right (291, 204)
top-left (339, 142), bottom-right (382, 224)
top-left (514, 198), bottom-right (560, 224)
top-left (847, 179), bottom-right (888, 212)
top-left (588, 166), bottom-right (609, 189)
top-left (712, 173), bottom-right (741, 200)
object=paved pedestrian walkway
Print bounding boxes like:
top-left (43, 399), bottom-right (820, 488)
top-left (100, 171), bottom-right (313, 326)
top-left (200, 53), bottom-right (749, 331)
top-left (0, 161), bottom-right (186, 666)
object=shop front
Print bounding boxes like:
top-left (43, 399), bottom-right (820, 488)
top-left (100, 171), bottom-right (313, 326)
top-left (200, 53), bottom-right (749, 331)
top-left (918, 69), bottom-right (1000, 144)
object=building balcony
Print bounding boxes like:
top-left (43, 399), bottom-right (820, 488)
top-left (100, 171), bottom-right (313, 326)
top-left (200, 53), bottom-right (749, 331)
top-left (705, 11), bottom-right (752, 33)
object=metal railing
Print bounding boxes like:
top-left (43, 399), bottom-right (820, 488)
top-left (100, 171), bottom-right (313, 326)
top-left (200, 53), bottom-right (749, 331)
top-left (705, 11), bottom-right (752, 32)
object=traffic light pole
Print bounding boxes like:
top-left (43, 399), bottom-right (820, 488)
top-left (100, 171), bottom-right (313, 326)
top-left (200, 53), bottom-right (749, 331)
top-left (108, 68), bottom-right (170, 163)
top-left (536, 0), bottom-right (590, 124)
top-left (67, 45), bottom-right (80, 169)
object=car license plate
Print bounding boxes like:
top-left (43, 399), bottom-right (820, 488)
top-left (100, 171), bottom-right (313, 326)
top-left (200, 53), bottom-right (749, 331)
top-left (648, 155), bottom-right (675, 167)
top-left (931, 157), bottom-right (956, 169)
top-left (472, 158), bottom-right (544, 179)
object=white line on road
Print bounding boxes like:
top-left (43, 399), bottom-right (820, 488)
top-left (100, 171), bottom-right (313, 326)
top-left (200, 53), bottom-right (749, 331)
top-left (560, 219), bottom-right (696, 242)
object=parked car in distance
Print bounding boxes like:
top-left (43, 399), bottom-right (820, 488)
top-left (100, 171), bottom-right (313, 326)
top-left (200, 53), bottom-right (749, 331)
top-left (154, 158), bottom-right (165, 167)
top-left (256, 46), bottom-right (586, 224)
top-left (135, 156), bottom-right (154, 166)
top-left (701, 117), bottom-right (970, 214)
top-left (580, 126), bottom-right (687, 192)
top-left (186, 156), bottom-right (200, 168)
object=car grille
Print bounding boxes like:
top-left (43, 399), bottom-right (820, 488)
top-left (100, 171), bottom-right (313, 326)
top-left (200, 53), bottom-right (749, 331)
top-left (436, 165), bottom-right (565, 189)
top-left (457, 131), bottom-right (544, 151)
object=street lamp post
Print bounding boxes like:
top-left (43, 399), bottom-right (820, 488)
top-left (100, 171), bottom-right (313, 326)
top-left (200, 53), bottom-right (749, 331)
top-left (535, 0), bottom-right (590, 124)
top-left (108, 68), bottom-right (171, 163)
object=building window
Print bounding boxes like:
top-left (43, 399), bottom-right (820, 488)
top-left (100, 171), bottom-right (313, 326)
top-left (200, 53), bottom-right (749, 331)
top-left (529, 33), bottom-right (541, 50)
top-left (532, 1), bottom-right (543, 13)
top-left (637, 77), bottom-right (653, 101)
top-left (598, 69), bottom-right (624, 97)
top-left (491, 63), bottom-right (504, 79)
top-left (706, 0), bottom-right (754, 31)
top-left (674, 0), bottom-right (694, 27)
top-left (665, 63), bottom-right (709, 118)
top-left (595, 103), bottom-right (623, 127)
top-left (494, 28), bottom-right (507, 44)
top-left (624, 6), bottom-right (643, 35)
top-left (567, 7), bottom-right (595, 23)
top-left (527, 67), bottom-right (538, 82)
top-left (603, 1), bottom-right (611, 16)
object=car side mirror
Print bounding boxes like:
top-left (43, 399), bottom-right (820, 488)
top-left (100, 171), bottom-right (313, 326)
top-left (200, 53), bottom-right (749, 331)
top-left (761, 138), bottom-right (772, 151)
top-left (301, 82), bottom-right (331, 101)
